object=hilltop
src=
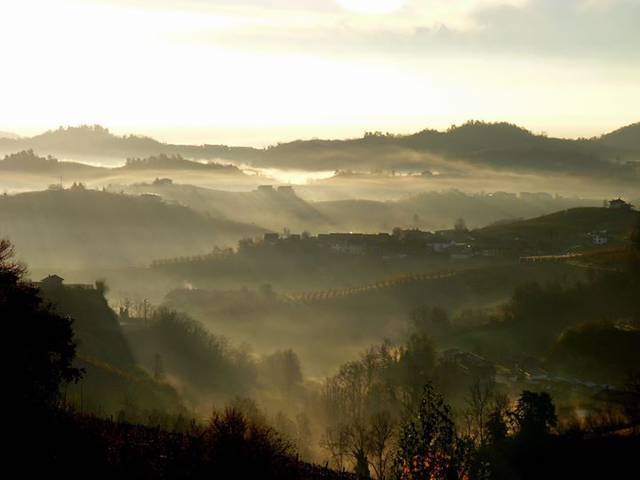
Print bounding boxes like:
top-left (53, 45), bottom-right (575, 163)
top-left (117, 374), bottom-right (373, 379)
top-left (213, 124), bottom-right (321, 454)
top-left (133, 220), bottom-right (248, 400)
top-left (0, 150), bottom-right (103, 177)
top-left (0, 188), bottom-right (265, 269)
top-left (599, 122), bottom-right (640, 151)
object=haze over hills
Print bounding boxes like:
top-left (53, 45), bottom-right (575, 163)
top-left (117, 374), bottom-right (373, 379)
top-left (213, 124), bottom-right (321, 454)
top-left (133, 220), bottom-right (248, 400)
top-left (0, 187), bottom-right (264, 269)
top-left (0, 150), bottom-right (260, 195)
top-left (110, 180), bottom-right (334, 233)
top-left (255, 122), bottom-right (640, 177)
top-left (0, 125), bottom-right (258, 165)
top-left (0, 130), bottom-right (20, 140)
top-left (0, 150), bottom-right (243, 177)
top-left (109, 179), bottom-right (603, 234)
top-left (8, 0), bottom-right (640, 475)
top-left (1, 122), bottom-right (639, 182)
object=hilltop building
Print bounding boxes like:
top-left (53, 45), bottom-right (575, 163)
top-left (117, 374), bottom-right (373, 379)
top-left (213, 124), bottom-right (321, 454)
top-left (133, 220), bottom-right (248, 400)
top-left (609, 198), bottom-right (633, 210)
top-left (40, 274), bottom-right (64, 289)
top-left (36, 274), bottom-right (95, 290)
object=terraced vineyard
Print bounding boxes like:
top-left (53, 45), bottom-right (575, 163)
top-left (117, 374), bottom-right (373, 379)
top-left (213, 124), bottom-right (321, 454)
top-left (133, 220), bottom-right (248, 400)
top-left (286, 270), bottom-right (460, 303)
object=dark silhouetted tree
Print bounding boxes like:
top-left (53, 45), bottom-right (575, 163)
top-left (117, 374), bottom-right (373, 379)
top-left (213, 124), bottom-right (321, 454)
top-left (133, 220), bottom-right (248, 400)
top-left (512, 391), bottom-right (557, 439)
top-left (1, 239), bottom-right (81, 411)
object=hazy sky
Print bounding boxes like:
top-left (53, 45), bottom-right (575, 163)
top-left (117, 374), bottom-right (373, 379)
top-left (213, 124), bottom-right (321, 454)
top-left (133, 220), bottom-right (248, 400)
top-left (1, 0), bottom-right (638, 145)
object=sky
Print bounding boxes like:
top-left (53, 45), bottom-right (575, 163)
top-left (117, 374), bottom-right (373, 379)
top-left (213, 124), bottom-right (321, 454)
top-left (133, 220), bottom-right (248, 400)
top-left (0, 0), bottom-right (638, 145)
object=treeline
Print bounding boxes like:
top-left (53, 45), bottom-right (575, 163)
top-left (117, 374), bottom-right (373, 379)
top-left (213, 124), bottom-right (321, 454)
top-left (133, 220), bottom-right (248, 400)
top-left (317, 323), bottom-right (640, 479)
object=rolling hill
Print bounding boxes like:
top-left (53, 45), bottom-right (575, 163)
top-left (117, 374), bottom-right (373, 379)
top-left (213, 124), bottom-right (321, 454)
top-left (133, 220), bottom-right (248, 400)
top-left (312, 191), bottom-right (601, 233)
top-left (0, 125), bottom-right (259, 165)
top-left (473, 206), bottom-right (640, 253)
top-left (598, 122), bottom-right (640, 151)
top-left (0, 188), bottom-right (265, 269)
top-left (110, 180), bottom-right (333, 233)
top-left (0, 150), bottom-right (243, 177)
top-left (1, 122), bottom-right (638, 181)
top-left (256, 122), bottom-right (640, 177)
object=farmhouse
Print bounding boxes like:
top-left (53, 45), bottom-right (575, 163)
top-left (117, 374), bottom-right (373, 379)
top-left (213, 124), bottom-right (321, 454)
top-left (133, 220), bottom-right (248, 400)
top-left (609, 198), bottom-right (633, 210)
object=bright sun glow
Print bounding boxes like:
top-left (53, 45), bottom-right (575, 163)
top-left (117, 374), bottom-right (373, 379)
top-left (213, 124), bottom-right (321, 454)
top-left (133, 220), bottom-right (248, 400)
top-left (336, 0), bottom-right (407, 15)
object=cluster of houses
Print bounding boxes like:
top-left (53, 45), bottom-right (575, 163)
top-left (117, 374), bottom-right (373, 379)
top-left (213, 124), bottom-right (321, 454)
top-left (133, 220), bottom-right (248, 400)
top-left (243, 197), bottom-right (636, 258)
top-left (585, 198), bottom-right (635, 246)
top-left (246, 228), bottom-right (476, 258)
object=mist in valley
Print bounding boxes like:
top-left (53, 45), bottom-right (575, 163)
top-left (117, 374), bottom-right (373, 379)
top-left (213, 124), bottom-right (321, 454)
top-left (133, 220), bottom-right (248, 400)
top-left (5, 0), bottom-right (640, 477)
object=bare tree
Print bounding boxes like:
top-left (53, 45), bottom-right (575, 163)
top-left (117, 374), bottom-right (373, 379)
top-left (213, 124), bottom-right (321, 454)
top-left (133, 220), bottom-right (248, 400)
top-left (463, 379), bottom-right (494, 445)
top-left (321, 343), bottom-right (401, 478)
top-left (367, 410), bottom-right (395, 480)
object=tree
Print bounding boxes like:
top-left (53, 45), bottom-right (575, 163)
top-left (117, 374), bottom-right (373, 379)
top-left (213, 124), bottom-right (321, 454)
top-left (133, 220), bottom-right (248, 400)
top-left (397, 333), bottom-right (437, 408)
top-left (1, 239), bottom-right (81, 411)
top-left (367, 410), bottom-right (395, 480)
top-left (322, 343), bottom-right (400, 477)
top-left (394, 383), bottom-right (472, 480)
top-left (261, 349), bottom-right (303, 393)
top-left (512, 391), bottom-right (557, 439)
top-left (463, 380), bottom-right (494, 446)
top-left (454, 218), bottom-right (468, 233)
top-left (410, 306), bottom-right (450, 338)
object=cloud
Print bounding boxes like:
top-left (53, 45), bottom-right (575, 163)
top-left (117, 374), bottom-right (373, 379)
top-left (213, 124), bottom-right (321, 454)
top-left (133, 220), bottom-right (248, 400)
top-left (148, 0), bottom-right (639, 62)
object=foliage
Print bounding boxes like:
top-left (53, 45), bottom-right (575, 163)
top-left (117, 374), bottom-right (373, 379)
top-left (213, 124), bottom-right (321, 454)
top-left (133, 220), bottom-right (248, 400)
top-left (127, 308), bottom-right (257, 397)
top-left (393, 383), bottom-right (472, 480)
top-left (550, 322), bottom-right (640, 384)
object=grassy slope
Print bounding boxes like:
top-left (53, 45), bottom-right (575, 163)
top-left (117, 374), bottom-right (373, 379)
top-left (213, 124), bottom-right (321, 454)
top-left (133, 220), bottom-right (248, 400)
top-left (473, 207), bottom-right (640, 252)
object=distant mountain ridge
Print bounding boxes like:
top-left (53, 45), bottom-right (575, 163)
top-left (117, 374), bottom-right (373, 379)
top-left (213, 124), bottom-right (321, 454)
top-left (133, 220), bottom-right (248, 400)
top-left (0, 121), bottom-right (638, 179)
top-left (0, 125), bottom-right (259, 164)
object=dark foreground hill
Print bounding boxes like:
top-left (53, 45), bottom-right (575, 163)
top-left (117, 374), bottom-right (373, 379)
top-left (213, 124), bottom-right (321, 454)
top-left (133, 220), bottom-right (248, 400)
top-left (0, 188), bottom-right (265, 268)
top-left (38, 281), bottom-right (182, 414)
